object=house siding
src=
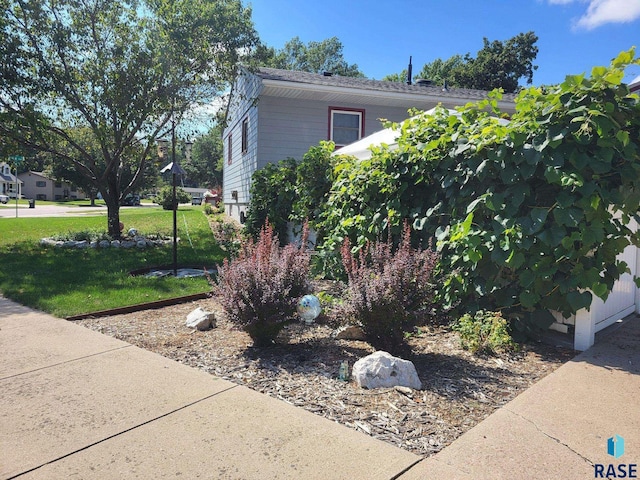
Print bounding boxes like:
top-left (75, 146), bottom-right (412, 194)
top-left (223, 67), bottom-right (516, 224)
top-left (257, 96), bottom-right (413, 167)
top-left (223, 70), bottom-right (262, 220)
top-left (18, 171), bottom-right (85, 200)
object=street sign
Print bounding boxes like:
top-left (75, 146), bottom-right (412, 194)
top-left (8, 155), bottom-right (24, 164)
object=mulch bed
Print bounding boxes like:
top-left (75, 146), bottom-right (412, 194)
top-left (76, 294), bottom-right (575, 457)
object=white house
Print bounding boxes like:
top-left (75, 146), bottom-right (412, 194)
top-left (0, 162), bottom-right (23, 199)
top-left (223, 67), bottom-right (516, 223)
top-left (18, 171), bottom-right (86, 201)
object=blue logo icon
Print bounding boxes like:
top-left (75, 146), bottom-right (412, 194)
top-left (608, 435), bottom-right (625, 459)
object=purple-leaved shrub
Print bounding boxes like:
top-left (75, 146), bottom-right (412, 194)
top-left (340, 223), bottom-right (439, 354)
top-left (214, 221), bottom-right (311, 346)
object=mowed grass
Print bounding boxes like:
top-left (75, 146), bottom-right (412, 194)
top-left (0, 206), bottom-right (225, 317)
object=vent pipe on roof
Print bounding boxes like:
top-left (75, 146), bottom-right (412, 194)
top-left (442, 80), bottom-right (449, 92)
top-left (415, 79), bottom-right (433, 87)
top-left (407, 56), bottom-right (413, 85)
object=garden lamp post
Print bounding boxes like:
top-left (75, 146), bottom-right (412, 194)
top-left (158, 135), bottom-right (192, 277)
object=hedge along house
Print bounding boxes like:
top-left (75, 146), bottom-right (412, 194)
top-left (333, 80), bottom-right (640, 352)
top-left (223, 67), bottom-right (516, 223)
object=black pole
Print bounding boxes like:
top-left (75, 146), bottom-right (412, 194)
top-left (172, 117), bottom-right (178, 277)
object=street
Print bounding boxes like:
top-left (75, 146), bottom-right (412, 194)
top-left (0, 204), bottom-right (152, 218)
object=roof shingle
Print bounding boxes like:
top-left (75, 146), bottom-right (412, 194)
top-left (256, 67), bottom-right (517, 102)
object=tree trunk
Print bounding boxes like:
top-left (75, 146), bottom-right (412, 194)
top-left (105, 197), bottom-right (121, 238)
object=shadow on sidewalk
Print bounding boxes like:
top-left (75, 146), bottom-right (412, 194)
top-left (572, 314), bottom-right (640, 376)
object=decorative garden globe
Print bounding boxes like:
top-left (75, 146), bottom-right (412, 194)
top-left (297, 294), bottom-right (321, 324)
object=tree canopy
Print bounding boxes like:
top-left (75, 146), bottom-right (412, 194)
top-left (258, 36), bottom-right (364, 77)
top-left (0, 0), bottom-right (257, 235)
top-left (384, 32), bottom-right (538, 93)
top-left (182, 125), bottom-right (224, 189)
top-left (452, 31), bottom-right (539, 92)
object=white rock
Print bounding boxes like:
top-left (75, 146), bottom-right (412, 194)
top-left (111, 240), bottom-right (121, 248)
top-left (352, 351), bottom-right (422, 390)
top-left (40, 238), bottom-right (58, 247)
top-left (186, 307), bottom-right (215, 331)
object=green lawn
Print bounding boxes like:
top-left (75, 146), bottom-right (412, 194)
top-left (0, 207), bottom-right (225, 317)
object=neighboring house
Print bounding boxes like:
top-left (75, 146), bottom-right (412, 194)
top-left (630, 75), bottom-right (640, 93)
top-left (182, 187), bottom-right (209, 201)
top-left (223, 67), bottom-right (516, 223)
top-left (0, 162), bottom-right (23, 199)
top-left (18, 171), bottom-right (86, 201)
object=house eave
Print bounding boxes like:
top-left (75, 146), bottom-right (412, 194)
top-left (260, 79), bottom-right (516, 112)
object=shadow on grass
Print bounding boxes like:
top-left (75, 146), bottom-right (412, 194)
top-left (0, 240), bottom-right (225, 317)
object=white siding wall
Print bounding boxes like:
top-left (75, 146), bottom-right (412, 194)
top-left (256, 96), bottom-right (412, 169)
top-left (223, 70), bottom-right (263, 221)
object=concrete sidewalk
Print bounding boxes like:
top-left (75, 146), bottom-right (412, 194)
top-left (1, 295), bottom-right (638, 479)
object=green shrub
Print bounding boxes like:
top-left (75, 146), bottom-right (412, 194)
top-left (244, 158), bottom-right (298, 241)
top-left (317, 50), bottom-right (640, 326)
top-left (453, 310), bottom-right (517, 355)
top-left (49, 229), bottom-right (112, 242)
top-left (154, 185), bottom-right (191, 210)
top-left (210, 217), bottom-right (242, 257)
top-left (339, 222), bottom-right (438, 354)
top-left (244, 141), bottom-right (336, 244)
top-left (213, 221), bottom-right (311, 346)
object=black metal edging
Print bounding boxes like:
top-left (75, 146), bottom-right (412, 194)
top-left (66, 292), bottom-right (212, 321)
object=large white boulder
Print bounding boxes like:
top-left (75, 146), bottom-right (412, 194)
top-left (352, 351), bottom-right (422, 390)
top-left (186, 307), bottom-right (215, 331)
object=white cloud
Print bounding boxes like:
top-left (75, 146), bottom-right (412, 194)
top-left (549, 0), bottom-right (640, 29)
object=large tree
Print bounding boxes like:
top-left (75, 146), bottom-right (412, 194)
top-left (382, 56), bottom-right (464, 84)
top-left (452, 31), bottom-right (538, 92)
top-left (0, 0), bottom-right (257, 236)
top-left (416, 55), bottom-right (465, 86)
top-left (259, 36), bottom-right (364, 77)
top-left (383, 32), bottom-right (538, 93)
top-left (44, 127), bottom-right (159, 205)
top-left (182, 125), bottom-right (224, 189)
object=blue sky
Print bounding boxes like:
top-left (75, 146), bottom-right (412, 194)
top-left (248, 0), bottom-right (640, 86)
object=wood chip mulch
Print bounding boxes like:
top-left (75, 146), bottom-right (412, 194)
top-left (75, 295), bottom-right (575, 458)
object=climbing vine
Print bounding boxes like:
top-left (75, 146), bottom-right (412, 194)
top-left (318, 49), bottom-right (640, 319)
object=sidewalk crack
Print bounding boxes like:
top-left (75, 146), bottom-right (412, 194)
top-left (504, 407), bottom-right (594, 466)
top-left (6, 384), bottom-right (239, 479)
top-left (0, 345), bottom-right (133, 380)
